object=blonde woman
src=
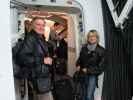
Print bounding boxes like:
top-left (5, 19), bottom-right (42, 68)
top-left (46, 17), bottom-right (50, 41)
top-left (76, 30), bottom-right (105, 100)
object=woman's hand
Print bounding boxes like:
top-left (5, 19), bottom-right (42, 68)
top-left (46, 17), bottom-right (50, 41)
top-left (82, 68), bottom-right (87, 73)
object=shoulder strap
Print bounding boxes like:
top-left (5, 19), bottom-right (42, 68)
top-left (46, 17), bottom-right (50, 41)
top-left (35, 37), bottom-right (50, 56)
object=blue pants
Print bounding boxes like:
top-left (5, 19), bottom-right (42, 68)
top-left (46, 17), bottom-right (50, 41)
top-left (83, 75), bottom-right (97, 100)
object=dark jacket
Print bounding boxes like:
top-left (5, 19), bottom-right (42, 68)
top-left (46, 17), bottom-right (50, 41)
top-left (18, 30), bottom-right (53, 93)
top-left (76, 43), bottom-right (105, 75)
top-left (19, 31), bottom-right (52, 93)
top-left (56, 39), bottom-right (68, 60)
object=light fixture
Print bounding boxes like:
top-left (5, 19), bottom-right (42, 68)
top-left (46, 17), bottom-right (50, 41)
top-left (32, 0), bottom-right (37, 1)
top-left (50, 0), bottom-right (56, 2)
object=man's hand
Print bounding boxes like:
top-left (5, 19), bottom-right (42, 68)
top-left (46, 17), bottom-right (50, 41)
top-left (44, 57), bottom-right (53, 65)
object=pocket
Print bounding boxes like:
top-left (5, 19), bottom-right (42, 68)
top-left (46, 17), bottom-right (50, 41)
top-left (32, 77), bottom-right (51, 94)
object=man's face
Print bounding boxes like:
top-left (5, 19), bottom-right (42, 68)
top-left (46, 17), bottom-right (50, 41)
top-left (53, 24), bottom-right (61, 31)
top-left (33, 19), bottom-right (45, 35)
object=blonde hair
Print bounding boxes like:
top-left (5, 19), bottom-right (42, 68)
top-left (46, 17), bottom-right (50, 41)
top-left (87, 29), bottom-right (99, 43)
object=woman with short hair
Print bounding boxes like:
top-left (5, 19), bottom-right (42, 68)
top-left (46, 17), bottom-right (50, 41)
top-left (76, 29), bottom-right (105, 100)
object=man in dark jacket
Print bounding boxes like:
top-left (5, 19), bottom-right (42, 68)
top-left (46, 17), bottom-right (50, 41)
top-left (56, 33), bottom-right (68, 60)
top-left (76, 30), bottom-right (105, 100)
top-left (18, 17), bottom-right (54, 100)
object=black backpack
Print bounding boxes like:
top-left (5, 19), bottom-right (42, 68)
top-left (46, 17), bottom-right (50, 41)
top-left (12, 37), bottom-right (28, 79)
top-left (73, 71), bottom-right (86, 100)
top-left (12, 38), bottom-right (24, 63)
top-left (53, 75), bottom-right (75, 100)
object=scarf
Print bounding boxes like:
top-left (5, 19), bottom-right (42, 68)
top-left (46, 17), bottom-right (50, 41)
top-left (87, 43), bottom-right (97, 51)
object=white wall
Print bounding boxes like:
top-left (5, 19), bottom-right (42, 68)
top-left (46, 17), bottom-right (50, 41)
top-left (15, 0), bottom-right (80, 8)
top-left (0, 0), bottom-right (16, 100)
top-left (76, 0), bottom-right (105, 46)
top-left (10, 8), bottom-right (18, 35)
top-left (18, 13), bottom-right (25, 34)
top-left (10, 8), bottom-right (19, 45)
top-left (10, 9), bottom-right (27, 46)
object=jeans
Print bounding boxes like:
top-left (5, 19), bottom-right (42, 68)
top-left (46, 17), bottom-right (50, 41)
top-left (83, 75), bottom-right (97, 100)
